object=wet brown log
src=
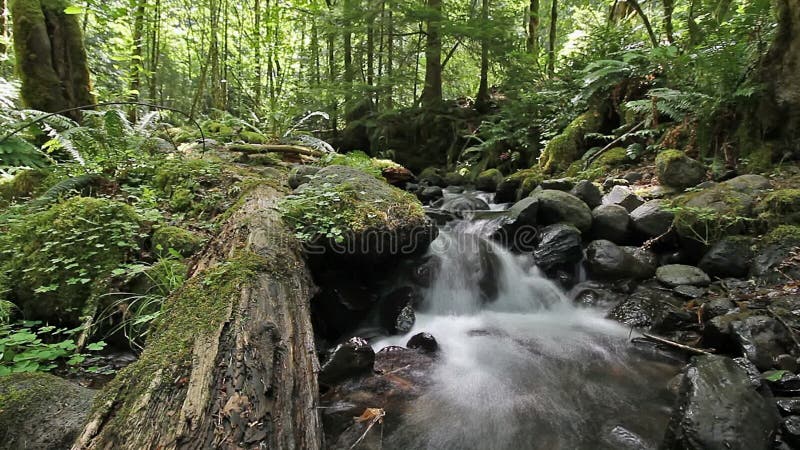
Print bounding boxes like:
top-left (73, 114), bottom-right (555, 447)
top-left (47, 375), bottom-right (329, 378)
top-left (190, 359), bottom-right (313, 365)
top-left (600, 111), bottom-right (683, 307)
top-left (73, 181), bottom-right (322, 450)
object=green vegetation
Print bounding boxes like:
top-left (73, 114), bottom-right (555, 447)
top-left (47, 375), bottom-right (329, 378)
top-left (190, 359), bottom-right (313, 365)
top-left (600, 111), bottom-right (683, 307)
top-left (151, 226), bottom-right (203, 258)
top-left (538, 112), bottom-right (602, 174)
top-left (0, 197), bottom-right (143, 324)
top-left (318, 150), bottom-right (400, 179)
top-left (0, 321), bottom-right (107, 375)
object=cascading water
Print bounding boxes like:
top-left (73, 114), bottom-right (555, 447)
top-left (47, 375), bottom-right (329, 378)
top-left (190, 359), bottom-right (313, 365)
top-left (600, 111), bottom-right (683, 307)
top-left (374, 209), bottom-right (680, 450)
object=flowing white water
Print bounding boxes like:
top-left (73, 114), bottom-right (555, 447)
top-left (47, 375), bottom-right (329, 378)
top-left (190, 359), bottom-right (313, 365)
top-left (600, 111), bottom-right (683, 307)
top-left (374, 219), bottom-right (679, 450)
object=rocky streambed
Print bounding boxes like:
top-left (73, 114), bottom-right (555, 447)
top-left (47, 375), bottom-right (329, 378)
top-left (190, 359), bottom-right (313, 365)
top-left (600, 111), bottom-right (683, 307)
top-left (310, 168), bottom-right (800, 450)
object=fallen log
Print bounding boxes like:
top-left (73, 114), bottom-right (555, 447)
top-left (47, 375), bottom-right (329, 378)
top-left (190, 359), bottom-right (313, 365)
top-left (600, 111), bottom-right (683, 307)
top-left (73, 180), bottom-right (322, 449)
top-left (227, 143), bottom-right (323, 157)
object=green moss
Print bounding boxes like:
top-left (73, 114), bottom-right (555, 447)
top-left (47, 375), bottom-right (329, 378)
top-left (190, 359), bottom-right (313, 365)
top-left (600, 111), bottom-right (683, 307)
top-left (744, 145), bottom-right (773, 173)
top-left (475, 168), bottom-right (503, 191)
top-left (91, 250), bottom-right (267, 429)
top-left (280, 166), bottom-right (426, 242)
top-left (764, 225), bottom-right (800, 245)
top-left (0, 197), bottom-right (142, 324)
top-left (443, 172), bottom-right (466, 186)
top-left (152, 226), bottom-right (203, 258)
top-left (655, 149), bottom-right (686, 166)
top-left (507, 167), bottom-right (545, 184)
top-left (538, 111), bottom-right (602, 174)
top-left (670, 184), bottom-right (753, 244)
top-left (240, 130), bottom-right (268, 144)
top-left (0, 168), bottom-right (49, 206)
top-left (318, 150), bottom-right (402, 180)
top-left (0, 372), bottom-right (67, 411)
top-left (756, 189), bottom-right (800, 228)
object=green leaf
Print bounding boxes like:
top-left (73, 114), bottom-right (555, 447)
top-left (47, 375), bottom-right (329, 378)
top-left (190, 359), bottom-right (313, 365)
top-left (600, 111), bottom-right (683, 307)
top-left (64, 6), bottom-right (85, 14)
top-left (763, 370), bottom-right (788, 382)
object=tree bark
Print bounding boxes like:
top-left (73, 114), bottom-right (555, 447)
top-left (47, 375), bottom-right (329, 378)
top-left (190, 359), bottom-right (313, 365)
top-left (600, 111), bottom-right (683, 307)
top-left (421, 0), bottom-right (443, 107)
top-left (756, 0), bottom-right (800, 140)
top-left (547, 0), bottom-right (557, 77)
top-left (663, 0), bottom-right (674, 44)
top-left (9, 0), bottom-right (95, 121)
top-left (72, 182), bottom-right (323, 450)
top-left (527, 0), bottom-right (540, 56)
top-left (129, 0), bottom-right (146, 121)
top-left (475, 0), bottom-right (490, 113)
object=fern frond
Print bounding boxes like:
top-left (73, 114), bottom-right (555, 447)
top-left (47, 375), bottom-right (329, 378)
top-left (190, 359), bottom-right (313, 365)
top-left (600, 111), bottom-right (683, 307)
top-left (29, 174), bottom-right (106, 209)
top-left (0, 136), bottom-right (49, 168)
top-left (41, 123), bottom-right (86, 166)
top-left (104, 110), bottom-right (133, 140)
top-left (135, 111), bottom-right (161, 133)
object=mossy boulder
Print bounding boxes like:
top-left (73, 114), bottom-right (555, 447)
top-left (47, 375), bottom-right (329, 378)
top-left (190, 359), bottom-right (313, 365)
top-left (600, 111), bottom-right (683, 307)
top-left (281, 165), bottom-right (437, 266)
top-left (475, 168), bottom-right (503, 192)
top-left (418, 167), bottom-right (445, 187)
top-left (502, 167), bottom-right (545, 199)
top-left (443, 171), bottom-right (466, 186)
top-left (152, 157), bottom-right (237, 217)
top-left (538, 111), bottom-right (602, 174)
top-left (240, 130), bottom-right (268, 144)
top-left (655, 150), bottom-right (707, 189)
top-left (755, 189), bottom-right (800, 227)
top-left (0, 197), bottom-right (143, 324)
top-left (152, 226), bottom-right (204, 258)
top-left (0, 372), bottom-right (96, 449)
top-left (0, 168), bottom-right (48, 206)
top-left (672, 175), bottom-right (771, 244)
top-left (567, 147), bottom-right (631, 179)
top-left (528, 189), bottom-right (593, 232)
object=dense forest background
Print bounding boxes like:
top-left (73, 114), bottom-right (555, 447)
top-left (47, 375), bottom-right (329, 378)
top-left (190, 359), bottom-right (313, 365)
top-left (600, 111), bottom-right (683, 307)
top-left (0, 0), bottom-right (794, 178)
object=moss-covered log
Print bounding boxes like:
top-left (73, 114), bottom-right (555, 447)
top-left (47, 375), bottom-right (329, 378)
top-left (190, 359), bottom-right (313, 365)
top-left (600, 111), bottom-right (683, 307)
top-left (9, 0), bottom-right (95, 120)
top-left (73, 182), bottom-right (322, 449)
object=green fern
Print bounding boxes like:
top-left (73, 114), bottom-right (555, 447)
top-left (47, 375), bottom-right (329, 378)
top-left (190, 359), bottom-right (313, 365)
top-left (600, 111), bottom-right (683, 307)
top-left (0, 136), bottom-right (49, 168)
top-left (625, 88), bottom-right (712, 125)
top-left (29, 174), bottom-right (106, 210)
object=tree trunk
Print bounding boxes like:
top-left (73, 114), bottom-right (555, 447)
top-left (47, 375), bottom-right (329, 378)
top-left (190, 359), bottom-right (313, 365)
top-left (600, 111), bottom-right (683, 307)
top-left (9, 0), bottom-right (95, 121)
top-left (547, 0), bottom-right (557, 77)
top-left (475, 0), bottom-right (490, 113)
top-left (421, 0), bottom-right (443, 107)
top-left (626, 0), bottom-right (658, 48)
top-left (148, 0), bottom-right (161, 104)
top-left (527, 0), bottom-right (540, 56)
top-left (0, 0), bottom-right (7, 56)
top-left (663, 0), bottom-right (674, 44)
top-left (756, 0), bottom-right (800, 140)
top-left (73, 182), bottom-right (323, 450)
top-left (129, 0), bottom-right (146, 121)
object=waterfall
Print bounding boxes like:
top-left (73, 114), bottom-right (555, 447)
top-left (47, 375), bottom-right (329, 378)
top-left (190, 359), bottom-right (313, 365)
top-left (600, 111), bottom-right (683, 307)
top-left (373, 213), bottom-right (680, 450)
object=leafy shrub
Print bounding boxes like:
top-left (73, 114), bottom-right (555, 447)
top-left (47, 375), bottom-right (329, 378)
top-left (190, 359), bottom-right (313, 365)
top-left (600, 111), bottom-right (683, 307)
top-left (0, 321), bottom-right (107, 376)
top-left (318, 150), bottom-right (400, 179)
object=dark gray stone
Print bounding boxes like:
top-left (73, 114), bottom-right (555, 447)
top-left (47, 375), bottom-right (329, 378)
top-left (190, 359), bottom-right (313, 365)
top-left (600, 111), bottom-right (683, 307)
top-left (320, 337), bottom-right (376, 384)
top-left (602, 185), bottom-right (645, 212)
top-left (656, 265), bottom-right (711, 287)
top-left (570, 180), bottom-right (603, 209)
top-left (529, 189), bottom-right (593, 232)
top-left (630, 200), bottom-right (675, 237)
top-left (699, 237), bottom-right (753, 279)
top-left (406, 332), bottom-right (439, 353)
top-left (540, 178), bottom-right (574, 191)
top-left (534, 224), bottom-right (583, 271)
top-left (662, 355), bottom-right (779, 450)
top-left (591, 204), bottom-right (631, 244)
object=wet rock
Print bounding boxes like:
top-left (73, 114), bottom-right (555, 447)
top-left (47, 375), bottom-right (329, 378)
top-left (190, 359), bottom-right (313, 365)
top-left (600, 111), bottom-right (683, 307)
top-left (570, 180), bottom-right (602, 209)
top-left (608, 285), bottom-right (690, 332)
top-left (630, 200), bottom-right (675, 238)
top-left (440, 194), bottom-right (490, 217)
top-left (674, 285), bottom-right (706, 299)
top-left (656, 264), bottom-right (711, 287)
top-left (506, 197), bottom-right (539, 227)
top-left (494, 178), bottom-right (520, 203)
top-left (379, 287), bottom-right (421, 334)
top-left (591, 204), bottom-right (631, 244)
top-left (319, 337), bottom-right (376, 385)
top-left (763, 371), bottom-right (800, 396)
top-left (777, 399), bottom-right (800, 416)
top-left (407, 332), bottom-right (439, 353)
top-left (781, 416), bottom-right (800, 447)
top-left (540, 178), bottom-right (574, 191)
top-left (0, 372), bottom-right (96, 450)
top-left (698, 236), bottom-right (753, 279)
top-left (382, 166), bottom-right (414, 187)
top-left (443, 171), bottom-right (467, 187)
top-left (604, 425), bottom-right (649, 450)
top-left (662, 355), bottom-right (779, 450)
top-left (569, 281), bottom-right (620, 308)
top-left (622, 246), bottom-right (658, 278)
top-left (731, 315), bottom-right (793, 371)
top-left (585, 240), bottom-right (652, 280)
top-left (777, 354), bottom-right (799, 373)
top-left (701, 298), bottom-right (735, 320)
top-left (288, 165), bottom-right (321, 189)
top-left (529, 189), bottom-right (593, 232)
top-left (734, 356), bottom-right (764, 388)
top-left (444, 185), bottom-right (465, 194)
top-left (418, 185), bottom-right (444, 203)
top-left (534, 224), bottom-right (583, 271)
top-left (656, 150), bottom-right (707, 189)
top-left (412, 255), bottom-right (440, 288)
top-left (602, 185), bottom-right (644, 212)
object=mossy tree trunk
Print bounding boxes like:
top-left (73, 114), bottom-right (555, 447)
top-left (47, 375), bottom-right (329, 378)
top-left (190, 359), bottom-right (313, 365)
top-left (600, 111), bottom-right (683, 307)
top-left (756, 0), bottom-right (800, 141)
top-left (73, 183), bottom-right (322, 450)
top-left (420, 0), bottom-right (443, 107)
top-left (9, 0), bottom-right (94, 121)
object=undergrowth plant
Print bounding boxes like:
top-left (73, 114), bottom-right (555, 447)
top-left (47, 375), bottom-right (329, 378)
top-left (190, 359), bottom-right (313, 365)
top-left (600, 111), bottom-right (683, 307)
top-left (0, 321), bottom-right (107, 376)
